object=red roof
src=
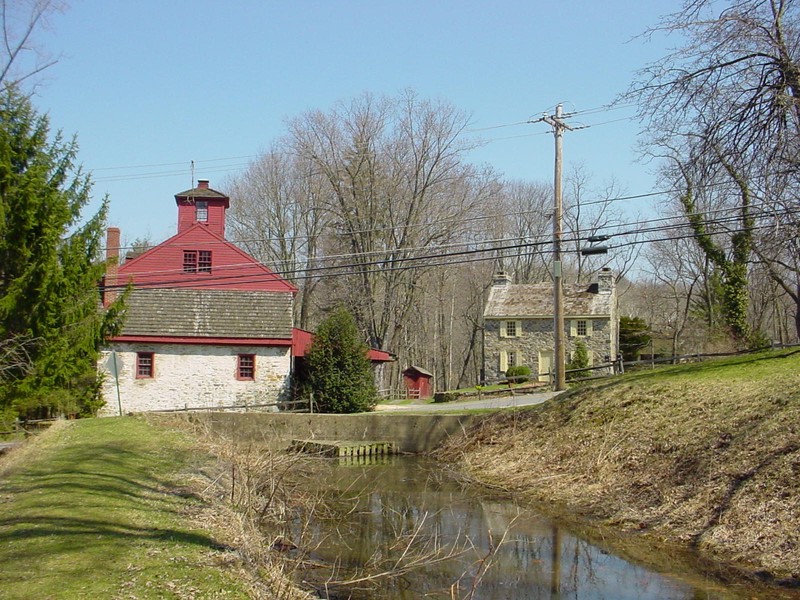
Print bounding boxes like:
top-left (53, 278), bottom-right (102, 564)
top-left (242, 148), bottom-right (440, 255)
top-left (292, 328), bottom-right (394, 362)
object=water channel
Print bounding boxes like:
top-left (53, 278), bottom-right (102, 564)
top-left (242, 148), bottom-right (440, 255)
top-left (293, 456), bottom-right (779, 600)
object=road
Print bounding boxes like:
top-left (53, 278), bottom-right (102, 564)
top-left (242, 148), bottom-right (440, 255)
top-left (374, 390), bottom-right (561, 413)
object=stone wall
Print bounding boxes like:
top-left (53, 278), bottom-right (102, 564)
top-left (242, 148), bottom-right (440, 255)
top-left (484, 317), bottom-right (614, 381)
top-left (98, 343), bottom-right (291, 416)
top-left (184, 411), bottom-right (483, 454)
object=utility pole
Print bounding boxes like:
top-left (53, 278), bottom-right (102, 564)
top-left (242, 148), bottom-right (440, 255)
top-left (542, 104), bottom-right (572, 391)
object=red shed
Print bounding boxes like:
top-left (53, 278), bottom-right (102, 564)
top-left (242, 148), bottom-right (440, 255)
top-left (402, 366), bottom-right (434, 399)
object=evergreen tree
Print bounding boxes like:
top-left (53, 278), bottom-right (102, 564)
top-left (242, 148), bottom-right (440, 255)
top-left (0, 85), bottom-right (120, 423)
top-left (303, 307), bottom-right (376, 413)
top-left (618, 316), bottom-right (652, 361)
top-left (566, 341), bottom-right (590, 380)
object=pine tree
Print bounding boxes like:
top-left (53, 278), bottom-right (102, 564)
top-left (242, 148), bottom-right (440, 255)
top-left (303, 307), bottom-right (376, 413)
top-left (0, 85), bottom-right (120, 423)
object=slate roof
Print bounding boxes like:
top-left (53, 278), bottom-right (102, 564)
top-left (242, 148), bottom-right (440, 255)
top-left (174, 186), bottom-right (228, 199)
top-left (484, 282), bottom-right (614, 319)
top-left (118, 288), bottom-right (292, 339)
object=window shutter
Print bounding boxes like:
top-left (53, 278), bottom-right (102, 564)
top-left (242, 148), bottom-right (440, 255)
top-left (587, 350), bottom-right (594, 366)
top-left (515, 320), bottom-right (523, 337)
top-left (586, 320), bottom-right (593, 337)
top-left (499, 351), bottom-right (508, 373)
top-left (570, 320), bottom-right (577, 337)
top-left (499, 321), bottom-right (507, 338)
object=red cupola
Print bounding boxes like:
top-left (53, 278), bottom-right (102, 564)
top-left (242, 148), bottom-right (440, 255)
top-left (175, 179), bottom-right (230, 237)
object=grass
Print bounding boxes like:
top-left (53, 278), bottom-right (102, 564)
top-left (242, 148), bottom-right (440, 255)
top-left (0, 417), bottom-right (256, 599)
top-left (439, 348), bottom-right (800, 586)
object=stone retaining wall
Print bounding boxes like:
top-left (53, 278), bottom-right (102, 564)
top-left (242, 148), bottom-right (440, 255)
top-left (186, 412), bottom-right (483, 453)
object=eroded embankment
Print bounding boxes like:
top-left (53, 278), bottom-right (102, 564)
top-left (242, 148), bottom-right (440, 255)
top-left (438, 349), bottom-right (800, 587)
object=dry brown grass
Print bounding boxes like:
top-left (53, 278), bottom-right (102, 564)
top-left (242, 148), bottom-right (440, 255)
top-left (439, 349), bottom-right (800, 585)
top-left (148, 414), bottom-right (316, 600)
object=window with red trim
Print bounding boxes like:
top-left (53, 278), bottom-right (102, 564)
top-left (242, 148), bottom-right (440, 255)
top-left (183, 250), bottom-right (211, 273)
top-left (196, 200), bottom-right (208, 222)
top-left (237, 354), bottom-right (255, 380)
top-left (198, 250), bottom-right (212, 272)
top-left (183, 250), bottom-right (197, 273)
top-left (136, 352), bottom-right (154, 378)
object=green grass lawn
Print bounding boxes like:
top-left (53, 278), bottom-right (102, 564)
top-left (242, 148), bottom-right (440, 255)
top-left (0, 417), bottom-right (252, 599)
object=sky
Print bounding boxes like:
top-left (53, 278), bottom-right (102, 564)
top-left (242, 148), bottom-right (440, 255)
top-left (26, 0), bottom-right (677, 247)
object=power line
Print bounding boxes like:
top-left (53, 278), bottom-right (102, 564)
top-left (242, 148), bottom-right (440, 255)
top-left (102, 206), bottom-right (799, 290)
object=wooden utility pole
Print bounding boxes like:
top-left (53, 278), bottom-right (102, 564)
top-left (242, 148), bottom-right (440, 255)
top-left (543, 104), bottom-right (572, 391)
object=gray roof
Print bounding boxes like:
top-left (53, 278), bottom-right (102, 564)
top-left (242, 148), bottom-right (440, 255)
top-left (174, 186), bottom-right (228, 199)
top-left (118, 289), bottom-right (292, 339)
top-left (484, 282), bottom-right (614, 319)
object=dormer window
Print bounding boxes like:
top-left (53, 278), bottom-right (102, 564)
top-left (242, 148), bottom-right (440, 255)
top-left (196, 200), bottom-right (208, 222)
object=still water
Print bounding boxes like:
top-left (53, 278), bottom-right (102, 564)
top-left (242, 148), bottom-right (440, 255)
top-left (295, 456), bottom-right (765, 600)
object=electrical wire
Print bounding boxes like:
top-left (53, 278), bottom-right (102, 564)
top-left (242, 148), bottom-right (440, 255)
top-left (101, 206), bottom-right (799, 290)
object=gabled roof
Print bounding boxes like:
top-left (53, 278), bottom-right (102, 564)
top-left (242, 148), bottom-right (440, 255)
top-left (403, 365), bottom-right (433, 377)
top-left (484, 282), bottom-right (614, 318)
top-left (113, 289), bottom-right (293, 340)
top-left (118, 222), bottom-right (297, 293)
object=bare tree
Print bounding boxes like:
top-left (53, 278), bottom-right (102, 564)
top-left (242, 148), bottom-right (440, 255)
top-left (1, 0), bottom-right (63, 88)
top-left (627, 0), bottom-right (800, 342)
top-left (225, 147), bottom-right (328, 329)
top-left (288, 91), bottom-right (502, 353)
top-left (495, 180), bottom-right (551, 283)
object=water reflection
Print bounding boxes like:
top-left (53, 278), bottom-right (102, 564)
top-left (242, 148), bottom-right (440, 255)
top-left (294, 457), bottom-right (743, 599)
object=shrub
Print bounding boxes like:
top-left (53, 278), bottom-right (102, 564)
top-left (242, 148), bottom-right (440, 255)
top-left (567, 341), bottom-right (590, 380)
top-left (302, 307), bottom-right (377, 413)
top-left (505, 365), bottom-right (531, 384)
top-left (433, 392), bottom-right (460, 403)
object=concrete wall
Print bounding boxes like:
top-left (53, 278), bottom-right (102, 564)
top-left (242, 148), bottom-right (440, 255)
top-left (186, 411), bottom-right (483, 453)
top-left (98, 343), bottom-right (290, 416)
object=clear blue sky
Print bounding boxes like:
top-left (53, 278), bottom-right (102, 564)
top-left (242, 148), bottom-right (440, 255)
top-left (31, 0), bottom-right (675, 246)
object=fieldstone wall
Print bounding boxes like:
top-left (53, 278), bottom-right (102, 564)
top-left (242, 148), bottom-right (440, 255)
top-left (484, 317), bottom-right (614, 382)
top-left (98, 343), bottom-right (291, 416)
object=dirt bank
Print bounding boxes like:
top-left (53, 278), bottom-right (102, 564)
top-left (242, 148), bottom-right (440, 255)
top-left (438, 349), bottom-right (800, 589)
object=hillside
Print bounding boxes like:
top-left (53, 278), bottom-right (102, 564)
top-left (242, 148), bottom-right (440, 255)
top-left (439, 348), bottom-right (800, 587)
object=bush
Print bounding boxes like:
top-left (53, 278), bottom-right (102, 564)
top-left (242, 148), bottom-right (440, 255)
top-left (567, 341), bottom-right (590, 380)
top-left (505, 365), bottom-right (531, 384)
top-left (433, 392), bottom-right (461, 403)
top-left (302, 307), bottom-right (377, 413)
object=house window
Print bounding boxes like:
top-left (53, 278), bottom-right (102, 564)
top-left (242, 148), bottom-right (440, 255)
top-left (196, 200), bottom-right (208, 222)
top-left (237, 354), bottom-right (255, 380)
top-left (507, 351), bottom-right (517, 367)
top-left (499, 350), bottom-right (521, 373)
top-left (501, 320), bottom-right (522, 338)
top-left (136, 352), bottom-right (154, 378)
top-left (183, 250), bottom-right (197, 273)
top-left (571, 319), bottom-right (593, 337)
top-left (198, 250), bottom-right (212, 273)
top-left (183, 250), bottom-right (212, 273)
top-left (576, 320), bottom-right (587, 336)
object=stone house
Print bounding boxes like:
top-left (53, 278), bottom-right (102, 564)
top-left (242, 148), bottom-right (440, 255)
top-left (97, 180), bottom-right (297, 415)
top-left (483, 269), bottom-right (618, 383)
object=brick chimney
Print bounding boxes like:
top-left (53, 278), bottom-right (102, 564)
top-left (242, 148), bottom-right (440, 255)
top-left (104, 227), bottom-right (121, 307)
